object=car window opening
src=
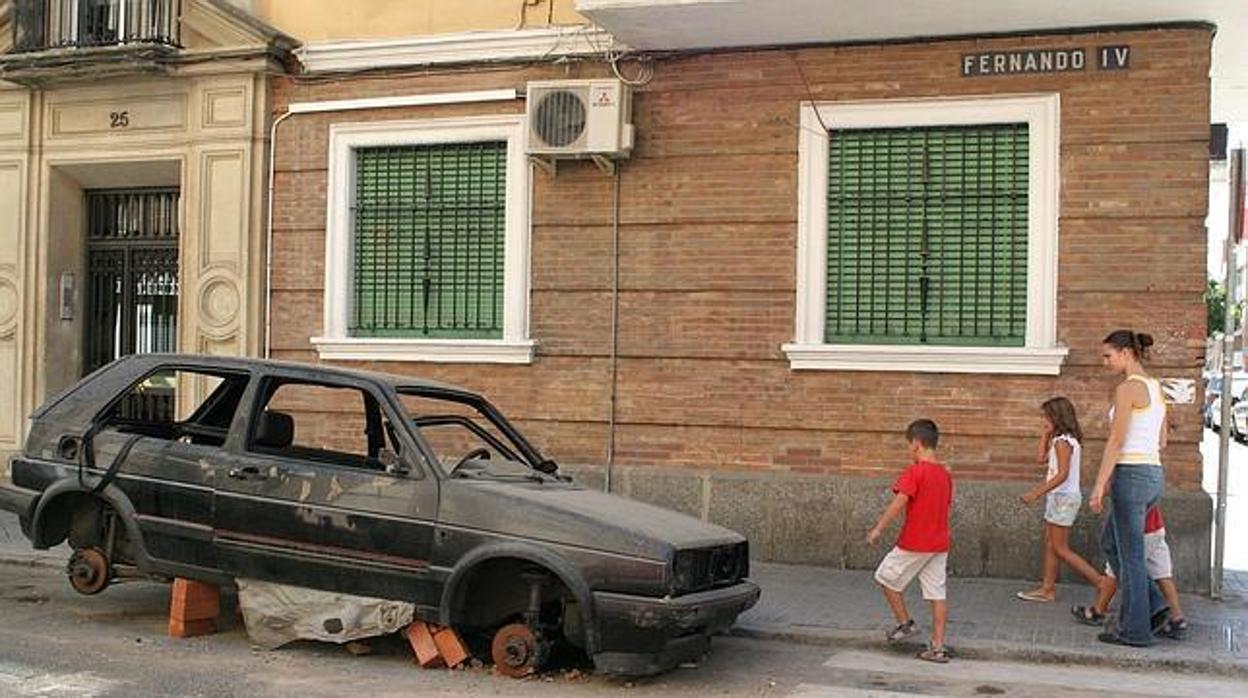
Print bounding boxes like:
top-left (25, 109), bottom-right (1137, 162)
top-left (396, 388), bottom-right (554, 480)
top-left (101, 367), bottom-right (250, 448)
top-left (248, 379), bottom-right (412, 475)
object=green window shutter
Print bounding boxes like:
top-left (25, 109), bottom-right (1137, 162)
top-left (351, 142), bottom-right (507, 339)
top-left (825, 124), bottom-right (1028, 346)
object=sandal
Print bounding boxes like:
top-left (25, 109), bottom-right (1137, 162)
top-left (1071, 605), bottom-right (1106, 626)
top-left (886, 619), bottom-right (918, 642)
top-left (1016, 590), bottom-right (1055, 603)
top-left (1159, 617), bottom-right (1189, 640)
top-left (917, 645), bottom-right (950, 663)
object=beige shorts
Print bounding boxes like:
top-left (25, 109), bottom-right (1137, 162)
top-left (1104, 530), bottom-right (1173, 580)
top-left (1044, 492), bottom-right (1081, 527)
top-left (874, 546), bottom-right (948, 600)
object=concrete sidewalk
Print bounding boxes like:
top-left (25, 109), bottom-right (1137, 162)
top-left (2, 511), bottom-right (1244, 677)
top-left (739, 561), bottom-right (1248, 677)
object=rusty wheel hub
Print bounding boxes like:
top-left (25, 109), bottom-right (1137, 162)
top-left (67, 547), bottom-right (111, 595)
top-left (491, 623), bottom-right (540, 678)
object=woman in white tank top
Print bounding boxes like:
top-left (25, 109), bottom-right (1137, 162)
top-left (1091, 330), bottom-right (1168, 647)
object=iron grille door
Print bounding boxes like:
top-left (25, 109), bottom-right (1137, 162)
top-left (85, 188), bottom-right (180, 378)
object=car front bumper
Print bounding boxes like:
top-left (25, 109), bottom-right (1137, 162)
top-left (590, 580), bottom-right (761, 675)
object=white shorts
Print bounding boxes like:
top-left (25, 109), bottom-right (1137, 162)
top-left (874, 546), bottom-right (948, 601)
top-left (1104, 529), bottom-right (1173, 580)
top-left (1044, 492), bottom-right (1081, 527)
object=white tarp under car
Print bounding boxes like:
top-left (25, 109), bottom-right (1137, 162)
top-left (236, 579), bottom-right (415, 650)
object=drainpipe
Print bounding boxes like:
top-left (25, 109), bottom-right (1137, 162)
top-left (263, 109), bottom-right (294, 359)
top-left (605, 167), bottom-right (621, 493)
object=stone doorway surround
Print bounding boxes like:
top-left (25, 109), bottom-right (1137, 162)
top-left (0, 1), bottom-right (295, 469)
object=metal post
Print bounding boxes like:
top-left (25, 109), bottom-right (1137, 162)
top-left (1214, 148), bottom-right (1244, 600)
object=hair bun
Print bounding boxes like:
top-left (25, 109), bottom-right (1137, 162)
top-left (1136, 332), bottom-right (1154, 348)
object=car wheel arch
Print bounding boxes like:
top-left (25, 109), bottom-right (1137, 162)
top-left (30, 480), bottom-right (151, 566)
top-left (439, 542), bottom-right (599, 654)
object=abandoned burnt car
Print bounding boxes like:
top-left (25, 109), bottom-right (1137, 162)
top-left (0, 354), bottom-right (758, 675)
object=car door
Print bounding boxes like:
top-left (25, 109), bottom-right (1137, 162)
top-left (87, 364), bottom-right (250, 575)
top-left (212, 370), bottom-right (440, 607)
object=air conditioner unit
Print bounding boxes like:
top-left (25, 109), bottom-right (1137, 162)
top-left (526, 79), bottom-right (634, 158)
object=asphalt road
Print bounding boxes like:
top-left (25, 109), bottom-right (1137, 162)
top-left (1201, 427), bottom-right (1248, 572)
top-left (0, 564), bottom-right (1244, 697)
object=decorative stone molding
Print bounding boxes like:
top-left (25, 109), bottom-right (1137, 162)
top-left (183, 0), bottom-right (298, 51)
top-left (0, 267), bottom-right (18, 340)
top-left (201, 87), bottom-right (249, 129)
top-left (0, 101), bottom-right (25, 141)
top-left (198, 271), bottom-right (241, 336)
top-left (295, 26), bottom-right (619, 73)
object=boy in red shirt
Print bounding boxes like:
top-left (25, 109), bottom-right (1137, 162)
top-left (868, 419), bottom-right (954, 663)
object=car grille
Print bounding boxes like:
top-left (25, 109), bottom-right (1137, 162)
top-left (673, 542), bottom-right (749, 594)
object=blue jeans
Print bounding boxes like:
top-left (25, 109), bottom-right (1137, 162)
top-left (1100, 464), bottom-right (1167, 645)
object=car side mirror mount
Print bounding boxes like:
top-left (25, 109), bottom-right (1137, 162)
top-left (378, 447), bottom-right (409, 476)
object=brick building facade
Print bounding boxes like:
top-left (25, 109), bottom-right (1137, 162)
top-left (268, 25), bottom-right (1213, 587)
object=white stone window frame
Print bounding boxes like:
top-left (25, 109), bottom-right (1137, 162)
top-left (783, 94), bottom-right (1069, 375)
top-left (311, 115), bottom-right (535, 364)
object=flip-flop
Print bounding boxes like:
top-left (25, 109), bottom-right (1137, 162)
top-left (1016, 590), bottom-right (1055, 602)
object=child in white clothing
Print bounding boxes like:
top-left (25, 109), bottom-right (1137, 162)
top-left (1016, 397), bottom-right (1110, 603)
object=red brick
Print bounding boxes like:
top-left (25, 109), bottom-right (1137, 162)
top-left (169, 578), bottom-right (220, 623)
top-left (404, 621), bottom-right (444, 668)
top-left (432, 626), bottom-right (471, 668)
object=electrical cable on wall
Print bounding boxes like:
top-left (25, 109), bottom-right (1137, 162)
top-left (791, 53), bottom-right (829, 132)
top-left (610, 53), bottom-right (654, 87)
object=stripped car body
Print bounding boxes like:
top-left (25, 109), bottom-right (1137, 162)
top-left (0, 354), bottom-right (759, 675)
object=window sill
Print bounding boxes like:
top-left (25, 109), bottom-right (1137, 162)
top-left (311, 337), bottom-right (536, 364)
top-left (780, 343), bottom-right (1069, 375)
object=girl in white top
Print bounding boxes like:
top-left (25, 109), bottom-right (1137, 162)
top-left (1016, 397), bottom-right (1109, 603)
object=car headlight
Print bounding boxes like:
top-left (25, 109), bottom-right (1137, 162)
top-left (672, 550), bottom-right (701, 595)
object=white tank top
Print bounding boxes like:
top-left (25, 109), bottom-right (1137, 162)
top-left (1109, 375), bottom-right (1165, 465)
top-left (1046, 434), bottom-right (1082, 496)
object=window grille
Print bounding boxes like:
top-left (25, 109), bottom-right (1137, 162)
top-left (350, 142), bottom-right (507, 339)
top-left (825, 123), bottom-right (1029, 346)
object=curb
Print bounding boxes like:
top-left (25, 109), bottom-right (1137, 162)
top-left (0, 553), bottom-right (64, 571)
top-left (730, 624), bottom-right (1248, 680)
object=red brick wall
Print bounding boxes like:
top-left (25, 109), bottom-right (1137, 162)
top-left (268, 27), bottom-right (1211, 489)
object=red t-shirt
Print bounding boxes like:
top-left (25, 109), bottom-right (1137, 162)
top-left (893, 460), bottom-right (954, 553)
top-left (1145, 506), bottom-right (1164, 534)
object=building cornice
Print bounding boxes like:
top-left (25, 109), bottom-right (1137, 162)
top-left (295, 26), bottom-right (620, 73)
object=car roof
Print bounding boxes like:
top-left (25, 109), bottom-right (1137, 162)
top-left (115, 353), bottom-right (474, 396)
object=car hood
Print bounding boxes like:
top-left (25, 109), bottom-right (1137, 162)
top-left (438, 479), bottom-right (745, 560)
